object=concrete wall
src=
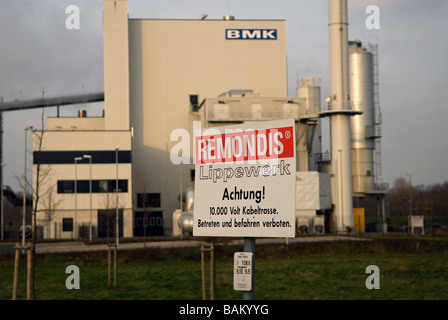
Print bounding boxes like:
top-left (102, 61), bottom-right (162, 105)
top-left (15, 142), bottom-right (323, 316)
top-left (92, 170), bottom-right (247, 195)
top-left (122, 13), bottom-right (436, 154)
top-left (129, 19), bottom-right (287, 233)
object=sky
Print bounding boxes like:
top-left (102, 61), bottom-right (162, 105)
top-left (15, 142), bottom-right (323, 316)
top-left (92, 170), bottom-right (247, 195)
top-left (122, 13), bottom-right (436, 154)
top-left (0, 0), bottom-right (447, 192)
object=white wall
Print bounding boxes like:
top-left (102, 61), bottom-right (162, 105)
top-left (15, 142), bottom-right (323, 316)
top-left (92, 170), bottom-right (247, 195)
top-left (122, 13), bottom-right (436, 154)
top-left (129, 19), bottom-right (288, 233)
top-left (33, 129), bottom-right (133, 238)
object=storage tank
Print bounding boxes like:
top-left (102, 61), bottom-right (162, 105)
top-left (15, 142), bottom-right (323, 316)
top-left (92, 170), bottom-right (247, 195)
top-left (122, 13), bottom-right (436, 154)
top-left (296, 77), bottom-right (322, 171)
top-left (185, 187), bottom-right (194, 211)
top-left (349, 40), bottom-right (376, 194)
top-left (297, 77), bottom-right (321, 115)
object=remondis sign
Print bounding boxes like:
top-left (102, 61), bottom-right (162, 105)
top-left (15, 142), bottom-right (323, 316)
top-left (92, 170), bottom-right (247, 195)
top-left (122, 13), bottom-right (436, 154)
top-left (193, 119), bottom-right (296, 238)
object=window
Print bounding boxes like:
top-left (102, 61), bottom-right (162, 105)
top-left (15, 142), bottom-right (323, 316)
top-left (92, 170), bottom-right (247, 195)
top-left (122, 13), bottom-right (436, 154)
top-left (190, 94), bottom-right (199, 112)
top-left (62, 218), bottom-right (73, 232)
top-left (96, 180), bottom-right (128, 193)
top-left (76, 180), bottom-right (90, 193)
top-left (58, 181), bottom-right (74, 193)
top-left (116, 180), bottom-right (127, 192)
top-left (137, 193), bottom-right (161, 208)
top-left (97, 180), bottom-right (111, 193)
top-left (57, 180), bottom-right (128, 194)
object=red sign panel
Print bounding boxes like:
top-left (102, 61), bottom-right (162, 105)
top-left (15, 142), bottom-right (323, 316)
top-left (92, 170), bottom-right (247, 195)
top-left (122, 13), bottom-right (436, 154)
top-left (195, 126), bottom-right (294, 164)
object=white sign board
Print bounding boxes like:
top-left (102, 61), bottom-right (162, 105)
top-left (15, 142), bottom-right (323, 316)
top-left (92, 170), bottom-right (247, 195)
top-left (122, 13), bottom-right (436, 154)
top-left (193, 119), bottom-right (296, 237)
top-left (234, 252), bottom-right (253, 291)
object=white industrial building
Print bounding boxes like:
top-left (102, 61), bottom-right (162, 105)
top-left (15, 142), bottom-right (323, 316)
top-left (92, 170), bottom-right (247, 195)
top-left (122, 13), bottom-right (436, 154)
top-left (33, 0), bottom-right (387, 239)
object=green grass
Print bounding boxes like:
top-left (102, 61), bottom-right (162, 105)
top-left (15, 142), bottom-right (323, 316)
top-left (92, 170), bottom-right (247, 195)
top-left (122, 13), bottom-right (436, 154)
top-left (1, 237), bottom-right (447, 300)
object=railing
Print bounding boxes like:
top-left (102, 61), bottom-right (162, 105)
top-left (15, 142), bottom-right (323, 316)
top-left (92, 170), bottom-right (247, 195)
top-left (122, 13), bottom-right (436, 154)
top-left (365, 125), bottom-right (382, 139)
top-left (207, 109), bottom-right (319, 122)
top-left (373, 182), bottom-right (389, 192)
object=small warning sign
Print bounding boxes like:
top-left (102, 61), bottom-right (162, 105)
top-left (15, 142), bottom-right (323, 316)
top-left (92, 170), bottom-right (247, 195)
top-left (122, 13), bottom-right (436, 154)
top-left (234, 252), bottom-right (253, 291)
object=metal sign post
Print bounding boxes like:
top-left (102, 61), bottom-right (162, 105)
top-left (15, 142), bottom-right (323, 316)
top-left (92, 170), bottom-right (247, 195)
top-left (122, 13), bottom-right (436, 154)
top-left (242, 238), bottom-right (255, 300)
top-left (193, 119), bottom-right (296, 238)
top-left (193, 119), bottom-right (296, 300)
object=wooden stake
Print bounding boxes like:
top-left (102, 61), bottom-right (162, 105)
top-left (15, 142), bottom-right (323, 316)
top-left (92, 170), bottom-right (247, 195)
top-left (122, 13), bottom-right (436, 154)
top-left (26, 244), bottom-right (31, 300)
top-left (200, 244), bottom-right (216, 300)
top-left (12, 243), bottom-right (20, 300)
top-left (114, 245), bottom-right (118, 288)
top-left (108, 244), bottom-right (111, 289)
top-left (201, 246), bottom-right (206, 300)
top-left (210, 243), bottom-right (215, 300)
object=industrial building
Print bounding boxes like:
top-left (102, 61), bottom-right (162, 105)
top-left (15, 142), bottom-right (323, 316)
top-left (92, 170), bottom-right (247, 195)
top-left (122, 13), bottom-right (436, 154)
top-left (33, 0), bottom-right (387, 239)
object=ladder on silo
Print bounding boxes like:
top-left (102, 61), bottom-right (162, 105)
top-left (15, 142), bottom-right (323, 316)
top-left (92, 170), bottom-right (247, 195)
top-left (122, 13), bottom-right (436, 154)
top-left (369, 43), bottom-right (384, 188)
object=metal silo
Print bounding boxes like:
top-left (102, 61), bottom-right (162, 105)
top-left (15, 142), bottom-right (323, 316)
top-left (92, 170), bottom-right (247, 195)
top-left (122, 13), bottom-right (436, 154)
top-left (297, 77), bottom-right (321, 172)
top-left (349, 40), bottom-right (377, 194)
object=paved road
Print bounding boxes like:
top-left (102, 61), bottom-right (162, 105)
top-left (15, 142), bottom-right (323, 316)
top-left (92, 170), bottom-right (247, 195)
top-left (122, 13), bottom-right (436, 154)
top-left (0, 235), bottom-right (369, 255)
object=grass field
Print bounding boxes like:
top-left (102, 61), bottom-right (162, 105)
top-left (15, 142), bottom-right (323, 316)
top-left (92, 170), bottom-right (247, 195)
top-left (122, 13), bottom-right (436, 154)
top-left (1, 236), bottom-right (447, 300)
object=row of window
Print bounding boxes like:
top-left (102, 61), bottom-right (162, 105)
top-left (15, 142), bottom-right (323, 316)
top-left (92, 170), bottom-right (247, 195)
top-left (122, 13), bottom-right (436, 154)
top-left (57, 180), bottom-right (128, 194)
top-left (57, 182), bottom-right (161, 208)
top-left (61, 211), bottom-right (163, 233)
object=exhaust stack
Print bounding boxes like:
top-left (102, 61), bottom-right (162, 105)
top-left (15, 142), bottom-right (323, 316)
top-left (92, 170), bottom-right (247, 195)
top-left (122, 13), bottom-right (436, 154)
top-left (322, 0), bottom-right (360, 232)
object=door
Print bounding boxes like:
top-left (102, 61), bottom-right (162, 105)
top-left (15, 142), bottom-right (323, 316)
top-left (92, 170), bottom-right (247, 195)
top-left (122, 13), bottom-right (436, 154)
top-left (98, 209), bottom-right (123, 239)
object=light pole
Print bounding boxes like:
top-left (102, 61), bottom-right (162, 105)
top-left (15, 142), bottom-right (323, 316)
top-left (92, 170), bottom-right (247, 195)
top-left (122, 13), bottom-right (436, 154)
top-left (22, 126), bottom-right (33, 250)
top-left (405, 173), bottom-right (412, 217)
top-left (74, 157), bottom-right (82, 240)
top-left (115, 148), bottom-right (119, 247)
top-left (1, 163), bottom-right (5, 241)
top-left (405, 173), bottom-right (413, 234)
top-left (83, 155), bottom-right (92, 241)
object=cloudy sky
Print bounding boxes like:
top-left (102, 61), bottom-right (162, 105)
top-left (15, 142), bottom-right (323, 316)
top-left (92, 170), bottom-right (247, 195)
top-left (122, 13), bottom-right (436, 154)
top-left (0, 0), bottom-right (447, 191)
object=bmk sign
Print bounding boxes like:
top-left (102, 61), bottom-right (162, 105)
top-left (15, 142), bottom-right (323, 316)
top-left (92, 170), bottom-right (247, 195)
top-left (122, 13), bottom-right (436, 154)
top-left (226, 29), bottom-right (277, 40)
